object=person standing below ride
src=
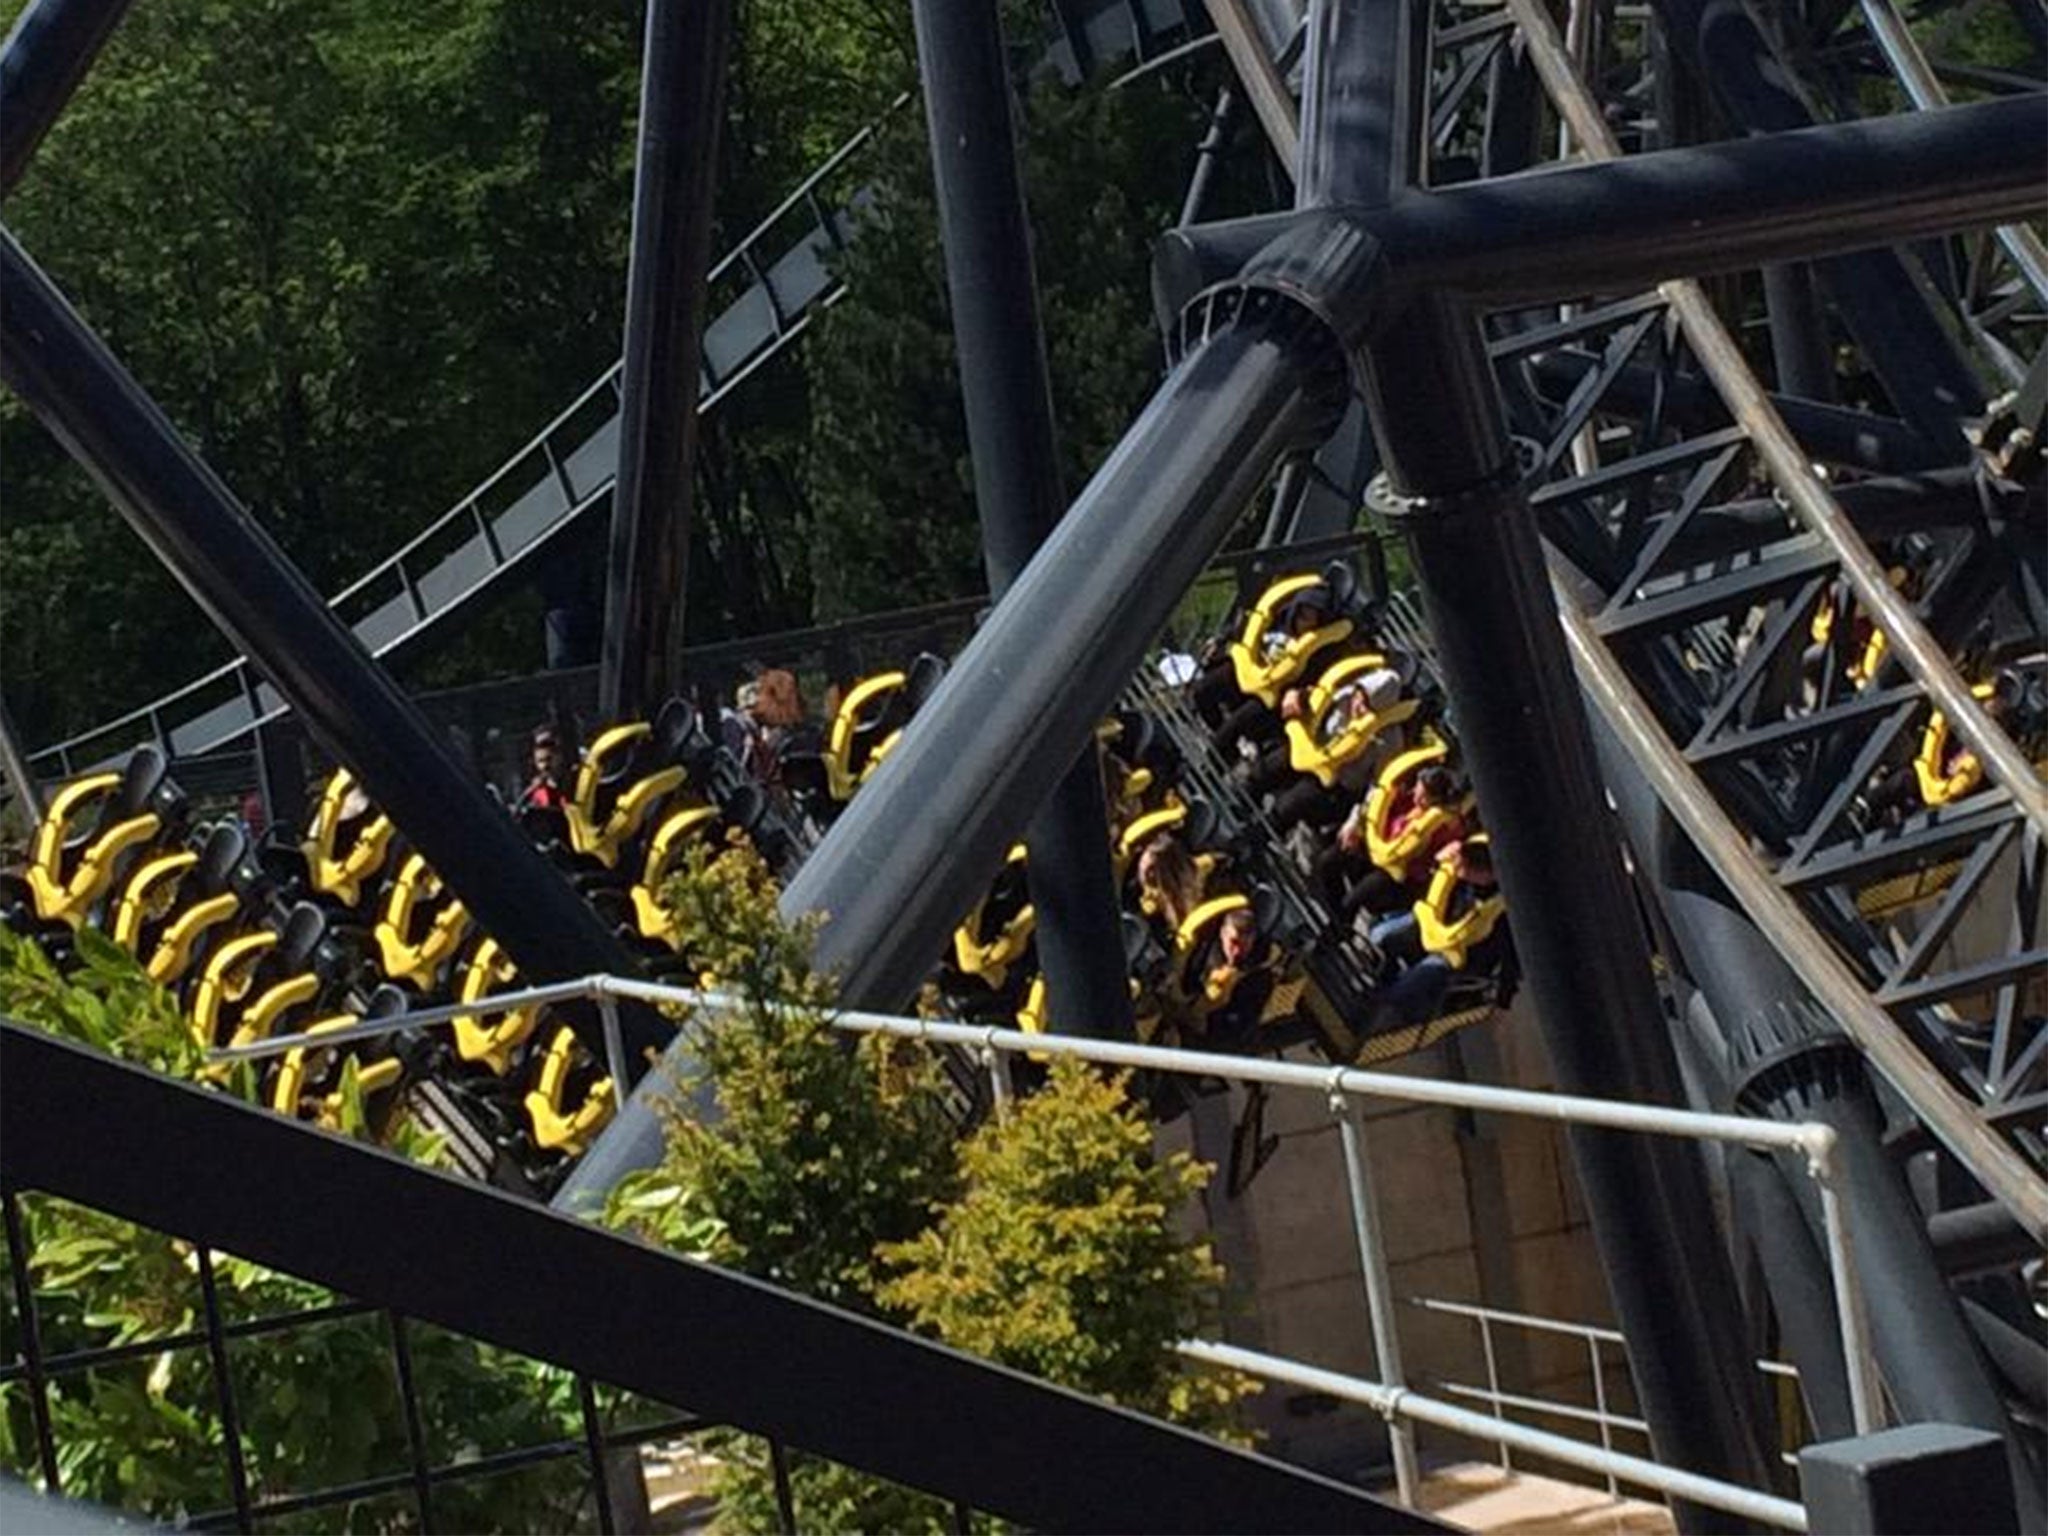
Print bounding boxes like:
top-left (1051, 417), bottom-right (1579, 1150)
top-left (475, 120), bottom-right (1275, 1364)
top-left (516, 727), bottom-right (568, 812)
top-left (1366, 838), bottom-right (1509, 1028)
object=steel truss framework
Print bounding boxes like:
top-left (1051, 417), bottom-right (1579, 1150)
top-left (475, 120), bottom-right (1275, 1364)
top-left (0, 0), bottom-right (2044, 1524)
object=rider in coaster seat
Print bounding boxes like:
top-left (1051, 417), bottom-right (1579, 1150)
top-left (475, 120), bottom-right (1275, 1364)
top-left (1174, 889), bottom-right (1284, 1051)
top-left (1317, 757), bottom-right (1467, 925)
top-left (1365, 836), bottom-right (1510, 1029)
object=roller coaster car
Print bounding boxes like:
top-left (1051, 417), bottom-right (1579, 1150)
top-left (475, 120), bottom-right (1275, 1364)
top-left (114, 822), bottom-right (252, 986)
top-left (563, 706), bottom-right (694, 870)
top-left (298, 767), bottom-right (397, 908)
top-left (627, 799), bottom-right (727, 950)
top-left (451, 935), bottom-right (547, 1075)
top-left (1227, 565), bottom-right (1360, 707)
top-left (951, 845), bottom-right (1035, 993)
top-left (1282, 653), bottom-right (1423, 787)
top-left (1363, 741), bottom-right (1469, 882)
top-left (26, 746), bottom-right (184, 929)
top-left (823, 653), bottom-right (946, 801)
top-left (267, 984), bottom-right (408, 1130)
top-left (374, 853), bottom-right (473, 991)
top-left (523, 1024), bottom-right (615, 1155)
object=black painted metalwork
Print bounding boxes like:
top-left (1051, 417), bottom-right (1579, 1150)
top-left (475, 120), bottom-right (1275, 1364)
top-left (913, 0), bottom-right (1134, 1040)
top-left (600, 0), bottom-right (735, 720)
top-left (1, 1022), bottom-right (1438, 1534)
top-left (1365, 294), bottom-right (1781, 1523)
top-left (1652, 0), bottom-right (1987, 451)
top-left (0, 0), bottom-right (136, 200)
top-left (0, 230), bottom-right (661, 1061)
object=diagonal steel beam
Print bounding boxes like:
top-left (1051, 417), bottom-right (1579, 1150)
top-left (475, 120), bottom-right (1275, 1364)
top-left (0, 0), bottom-right (136, 200)
top-left (0, 1024), bottom-right (1432, 1535)
top-left (1501, 0), bottom-right (2048, 835)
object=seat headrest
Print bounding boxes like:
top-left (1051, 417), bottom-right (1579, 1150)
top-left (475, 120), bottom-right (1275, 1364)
top-left (720, 779), bottom-right (768, 834)
top-left (1322, 560), bottom-right (1358, 612)
top-left (1248, 883), bottom-right (1282, 934)
top-left (364, 983), bottom-right (410, 1019)
top-left (199, 823), bottom-right (248, 887)
top-left (117, 744), bottom-right (172, 816)
top-left (653, 697), bottom-right (699, 759)
top-left (278, 901), bottom-right (328, 969)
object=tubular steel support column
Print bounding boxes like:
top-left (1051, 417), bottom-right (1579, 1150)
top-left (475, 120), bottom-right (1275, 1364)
top-left (912, 0), bottom-right (1132, 1041)
top-left (600, 0), bottom-right (734, 720)
top-left (572, 302), bottom-right (1352, 1196)
top-left (1362, 298), bottom-right (1778, 1528)
top-left (0, 0), bottom-right (136, 200)
top-left (0, 229), bottom-right (661, 1060)
top-left (1296, 0), bottom-right (1427, 209)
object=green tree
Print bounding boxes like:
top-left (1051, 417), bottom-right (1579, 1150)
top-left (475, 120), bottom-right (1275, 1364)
top-left (603, 838), bottom-right (963, 1532)
top-left (609, 842), bottom-right (1255, 1532)
top-left (799, 69), bottom-right (1236, 620)
top-left (877, 1059), bottom-right (1256, 1437)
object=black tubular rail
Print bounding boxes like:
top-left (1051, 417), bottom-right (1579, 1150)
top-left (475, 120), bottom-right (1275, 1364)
top-left (0, 1022), bottom-right (1439, 1535)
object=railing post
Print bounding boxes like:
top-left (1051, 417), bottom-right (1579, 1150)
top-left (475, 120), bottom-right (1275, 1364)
top-left (1332, 1089), bottom-right (1420, 1504)
top-left (1479, 1311), bottom-right (1510, 1471)
top-left (1589, 1334), bottom-right (1619, 1496)
top-left (599, 991), bottom-right (632, 1113)
top-left (1807, 1138), bottom-right (1885, 1435)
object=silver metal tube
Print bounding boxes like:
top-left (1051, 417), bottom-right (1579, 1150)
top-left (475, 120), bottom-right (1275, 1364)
top-left (1480, 1314), bottom-right (1509, 1470)
top-left (222, 973), bottom-right (1831, 1159)
top-left (1411, 1295), bottom-right (1627, 1344)
top-left (1176, 1340), bottom-right (1811, 1530)
top-left (1589, 1335), bottom-right (1618, 1495)
top-left (1333, 1097), bottom-right (1419, 1503)
top-left (600, 995), bottom-right (631, 1113)
top-left (1856, 0), bottom-right (2048, 302)
top-left (207, 975), bottom-right (606, 1064)
top-left (982, 1032), bottom-right (1013, 1118)
top-left (1810, 1139), bottom-right (1886, 1434)
top-left (1433, 1378), bottom-right (1649, 1437)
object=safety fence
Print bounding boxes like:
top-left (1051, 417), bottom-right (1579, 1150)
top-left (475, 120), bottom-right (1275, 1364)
top-left (213, 969), bottom-right (1884, 1532)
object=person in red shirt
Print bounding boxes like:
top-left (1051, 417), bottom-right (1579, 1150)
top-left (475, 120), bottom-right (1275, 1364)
top-left (515, 726), bottom-right (568, 814)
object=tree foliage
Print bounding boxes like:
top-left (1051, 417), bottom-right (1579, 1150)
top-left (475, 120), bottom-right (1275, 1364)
top-left (608, 841), bottom-right (1253, 1532)
top-left (2, 0), bottom-right (1249, 751)
top-left (876, 1059), bottom-right (1256, 1437)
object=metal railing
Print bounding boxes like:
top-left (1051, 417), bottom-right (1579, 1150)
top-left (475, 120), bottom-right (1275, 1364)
top-left (211, 970), bottom-right (1884, 1527)
top-left (1407, 1297), bottom-right (1815, 1485)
